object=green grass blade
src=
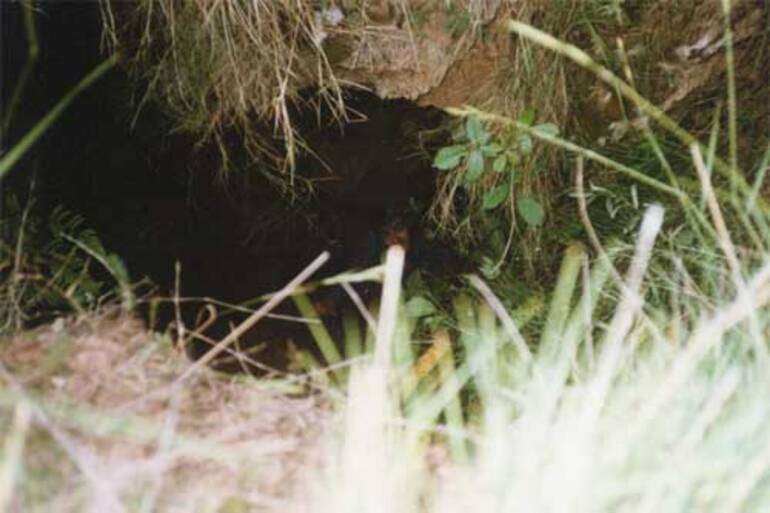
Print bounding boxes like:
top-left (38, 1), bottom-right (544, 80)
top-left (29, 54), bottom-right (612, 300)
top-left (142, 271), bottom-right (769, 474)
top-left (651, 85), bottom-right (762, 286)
top-left (506, 19), bottom-right (753, 200)
top-left (342, 307), bottom-right (363, 360)
top-left (0, 54), bottom-right (119, 180)
top-left (0, 402), bottom-right (32, 512)
top-left (436, 340), bottom-right (469, 463)
top-left (291, 293), bottom-right (344, 381)
top-left (2, 1), bottom-right (39, 132)
top-left (538, 242), bottom-right (586, 362)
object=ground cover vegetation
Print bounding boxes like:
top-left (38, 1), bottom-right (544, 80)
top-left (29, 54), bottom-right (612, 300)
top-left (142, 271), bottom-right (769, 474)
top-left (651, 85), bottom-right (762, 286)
top-left (1, 1), bottom-right (770, 512)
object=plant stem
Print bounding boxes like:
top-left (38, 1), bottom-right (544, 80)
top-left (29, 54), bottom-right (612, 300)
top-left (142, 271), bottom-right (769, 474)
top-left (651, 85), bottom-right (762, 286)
top-left (1, 0), bottom-right (39, 133)
top-left (0, 54), bottom-right (120, 180)
top-left (446, 105), bottom-right (684, 200)
top-left (506, 20), bottom-right (758, 206)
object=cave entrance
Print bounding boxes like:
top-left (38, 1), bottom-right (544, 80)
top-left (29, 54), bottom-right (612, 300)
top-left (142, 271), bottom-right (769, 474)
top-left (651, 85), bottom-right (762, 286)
top-left (4, 0), bottom-right (463, 373)
top-left (68, 88), bottom-right (454, 373)
top-left (2, 2), bottom-right (474, 376)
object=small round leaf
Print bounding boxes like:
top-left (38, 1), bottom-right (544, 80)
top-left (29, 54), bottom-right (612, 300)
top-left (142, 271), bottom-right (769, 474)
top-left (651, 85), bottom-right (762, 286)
top-left (466, 150), bottom-right (485, 182)
top-left (517, 196), bottom-right (545, 227)
top-left (482, 184), bottom-right (509, 210)
top-left (433, 145), bottom-right (467, 170)
top-left (465, 116), bottom-right (484, 142)
top-left (493, 154), bottom-right (507, 173)
top-left (482, 143), bottom-right (503, 156)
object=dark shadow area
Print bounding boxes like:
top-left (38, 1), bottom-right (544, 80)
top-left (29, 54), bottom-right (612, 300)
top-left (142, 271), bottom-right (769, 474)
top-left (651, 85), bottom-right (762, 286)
top-left (2, 2), bottom-right (468, 373)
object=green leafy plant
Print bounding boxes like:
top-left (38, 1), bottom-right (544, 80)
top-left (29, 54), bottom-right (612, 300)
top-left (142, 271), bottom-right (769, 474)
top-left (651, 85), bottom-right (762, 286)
top-left (402, 269), bottom-right (449, 333)
top-left (433, 113), bottom-right (558, 229)
top-left (0, 1), bottom-right (125, 332)
top-left (0, 197), bottom-right (128, 330)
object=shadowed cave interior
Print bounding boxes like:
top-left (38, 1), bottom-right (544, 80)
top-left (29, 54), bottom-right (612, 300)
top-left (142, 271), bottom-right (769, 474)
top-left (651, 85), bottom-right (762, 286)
top-left (3, 1), bottom-right (471, 373)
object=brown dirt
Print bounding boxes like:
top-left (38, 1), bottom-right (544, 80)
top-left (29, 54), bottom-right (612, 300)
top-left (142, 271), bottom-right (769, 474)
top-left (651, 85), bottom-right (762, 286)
top-left (1, 313), bottom-right (332, 511)
top-left (417, 26), bottom-right (507, 109)
top-left (332, 1), bottom-right (501, 103)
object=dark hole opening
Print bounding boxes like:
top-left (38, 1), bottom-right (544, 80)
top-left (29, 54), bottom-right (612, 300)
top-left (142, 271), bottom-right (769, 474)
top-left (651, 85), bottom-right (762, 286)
top-left (3, 2), bottom-right (470, 374)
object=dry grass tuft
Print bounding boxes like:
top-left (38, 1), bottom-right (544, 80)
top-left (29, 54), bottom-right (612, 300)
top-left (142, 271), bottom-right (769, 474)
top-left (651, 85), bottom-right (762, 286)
top-left (1, 314), bottom-right (331, 512)
top-left (100, 0), bottom-right (348, 175)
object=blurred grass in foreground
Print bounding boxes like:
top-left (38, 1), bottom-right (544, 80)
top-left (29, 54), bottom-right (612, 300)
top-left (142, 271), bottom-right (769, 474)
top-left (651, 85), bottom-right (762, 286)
top-left (4, 203), bottom-right (770, 511)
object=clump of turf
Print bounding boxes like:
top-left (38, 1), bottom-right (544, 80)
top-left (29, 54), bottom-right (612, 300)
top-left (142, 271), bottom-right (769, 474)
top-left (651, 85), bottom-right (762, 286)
top-left (100, 0), bottom-right (348, 175)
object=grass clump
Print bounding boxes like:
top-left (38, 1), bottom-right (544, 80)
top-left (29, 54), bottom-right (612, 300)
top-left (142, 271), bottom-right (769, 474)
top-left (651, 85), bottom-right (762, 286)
top-left (0, 197), bottom-right (130, 332)
top-left (99, 0), bottom-right (349, 176)
top-left (1, 2), bottom-right (125, 332)
top-left (430, 0), bottom-right (767, 282)
top-left (304, 218), bottom-right (770, 513)
top-left (1, 315), bottom-right (330, 512)
top-left (6, 203), bottom-right (770, 511)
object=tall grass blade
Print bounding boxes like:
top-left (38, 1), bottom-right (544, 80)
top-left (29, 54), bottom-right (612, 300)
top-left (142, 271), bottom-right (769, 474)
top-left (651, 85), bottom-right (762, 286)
top-left (291, 292), bottom-right (344, 381)
top-left (2, 0), bottom-right (39, 132)
top-left (589, 204), bottom-right (664, 414)
top-left (537, 242), bottom-right (585, 363)
top-left (0, 54), bottom-right (119, 179)
top-left (0, 401), bottom-right (31, 512)
top-left (506, 19), bottom-right (753, 199)
top-left (374, 245), bottom-right (406, 371)
top-left (342, 307), bottom-right (363, 360)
